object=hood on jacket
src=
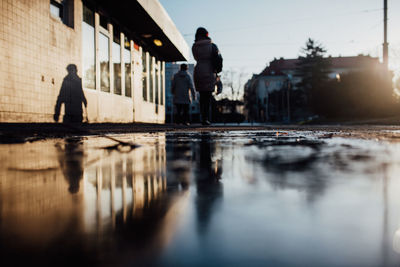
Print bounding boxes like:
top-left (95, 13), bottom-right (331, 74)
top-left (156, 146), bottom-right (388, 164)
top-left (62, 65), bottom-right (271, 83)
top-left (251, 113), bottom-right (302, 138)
top-left (194, 39), bottom-right (212, 46)
top-left (177, 70), bottom-right (189, 76)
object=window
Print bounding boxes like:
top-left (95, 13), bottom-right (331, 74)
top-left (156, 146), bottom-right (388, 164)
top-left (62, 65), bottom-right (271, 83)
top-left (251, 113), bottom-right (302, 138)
top-left (113, 30), bottom-right (121, 95)
top-left (50, 0), bottom-right (74, 28)
top-left (82, 4), bottom-right (95, 89)
top-left (99, 33), bottom-right (110, 92)
top-left (149, 57), bottom-right (154, 102)
top-left (142, 50), bottom-right (147, 101)
top-left (50, 1), bottom-right (62, 19)
top-left (124, 39), bottom-right (132, 97)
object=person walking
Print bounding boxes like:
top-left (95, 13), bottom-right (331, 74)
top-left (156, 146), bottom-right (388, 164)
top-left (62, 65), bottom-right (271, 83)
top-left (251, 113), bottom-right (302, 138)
top-left (171, 63), bottom-right (196, 125)
top-left (192, 27), bottom-right (222, 125)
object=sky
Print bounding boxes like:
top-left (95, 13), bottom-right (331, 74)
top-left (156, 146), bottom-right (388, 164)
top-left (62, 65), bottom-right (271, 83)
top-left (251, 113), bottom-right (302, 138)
top-left (159, 0), bottom-right (400, 80)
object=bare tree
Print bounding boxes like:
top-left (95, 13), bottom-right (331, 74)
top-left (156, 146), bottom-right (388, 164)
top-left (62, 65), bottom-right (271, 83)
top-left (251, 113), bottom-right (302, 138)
top-left (219, 68), bottom-right (249, 101)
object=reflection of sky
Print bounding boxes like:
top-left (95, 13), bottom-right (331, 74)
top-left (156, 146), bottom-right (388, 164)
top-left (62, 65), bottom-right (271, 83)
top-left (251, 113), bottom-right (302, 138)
top-left (160, 0), bottom-right (400, 78)
top-left (3, 132), bottom-right (400, 265)
top-left (161, 131), bottom-right (400, 266)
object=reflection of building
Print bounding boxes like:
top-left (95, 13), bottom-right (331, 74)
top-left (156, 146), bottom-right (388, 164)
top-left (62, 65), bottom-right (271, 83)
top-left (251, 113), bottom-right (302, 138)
top-left (244, 55), bottom-right (383, 122)
top-left (84, 138), bottom-right (167, 231)
top-left (0, 141), bottom-right (84, 246)
top-left (0, 134), bottom-right (193, 265)
top-left (165, 63), bottom-right (200, 123)
top-left (0, 134), bottom-right (169, 247)
top-left (0, 0), bottom-right (189, 123)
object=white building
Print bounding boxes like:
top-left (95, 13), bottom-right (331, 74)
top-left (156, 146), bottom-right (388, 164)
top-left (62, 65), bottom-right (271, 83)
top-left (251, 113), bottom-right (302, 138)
top-left (0, 0), bottom-right (189, 123)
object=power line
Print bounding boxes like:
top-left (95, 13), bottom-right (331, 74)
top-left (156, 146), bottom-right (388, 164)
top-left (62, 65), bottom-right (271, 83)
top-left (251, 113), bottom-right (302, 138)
top-left (183, 8), bottom-right (383, 36)
top-left (219, 39), bottom-right (380, 48)
top-left (213, 15), bottom-right (383, 49)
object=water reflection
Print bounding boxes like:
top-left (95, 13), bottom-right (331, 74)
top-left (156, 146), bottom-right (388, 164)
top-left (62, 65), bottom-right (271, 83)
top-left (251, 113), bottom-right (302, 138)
top-left (2, 131), bottom-right (400, 266)
top-left (83, 136), bottom-right (168, 235)
top-left (195, 133), bottom-right (223, 235)
top-left (166, 135), bottom-right (193, 191)
top-left (57, 137), bottom-right (85, 194)
top-left (0, 134), bottom-right (177, 265)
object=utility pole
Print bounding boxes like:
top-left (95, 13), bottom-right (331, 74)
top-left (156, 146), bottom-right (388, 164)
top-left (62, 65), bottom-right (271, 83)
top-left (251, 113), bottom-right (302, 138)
top-left (383, 0), bottom-right (389, 70)
top-left (286, 78), bottom-right (291, 123)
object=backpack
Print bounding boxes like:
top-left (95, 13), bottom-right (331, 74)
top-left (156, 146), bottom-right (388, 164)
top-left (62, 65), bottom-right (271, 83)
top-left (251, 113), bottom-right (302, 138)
top-left (211, 44), bottom-right (223, 73)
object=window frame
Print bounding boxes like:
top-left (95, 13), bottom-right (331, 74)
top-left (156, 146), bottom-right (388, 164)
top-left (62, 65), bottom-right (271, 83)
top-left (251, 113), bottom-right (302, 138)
top-left (50, 0), bottom-right (74, 28)
top-left (142, 49), bottom-right (148, 101)
top-left (123, 37), bottom-right (133, 98)
top-left (112, 29), bottom-right (122, 95)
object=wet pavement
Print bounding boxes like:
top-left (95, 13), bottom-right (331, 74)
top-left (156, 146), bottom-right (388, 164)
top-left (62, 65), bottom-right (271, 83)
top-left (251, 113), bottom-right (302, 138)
top-left (1, 130), bottom-right (400, 266)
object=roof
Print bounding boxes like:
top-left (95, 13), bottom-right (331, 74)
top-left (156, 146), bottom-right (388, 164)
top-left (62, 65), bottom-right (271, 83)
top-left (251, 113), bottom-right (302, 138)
top-left (328, 56), bottom-right (380, 69)
top-left (269, 58), bottom-right (299, 71)
top-left (136, 0), bottom-right (189, 61)
top-left (92, 0), bottom-right (189, 61)
top-left (261, 56), bottom-right (381, 75)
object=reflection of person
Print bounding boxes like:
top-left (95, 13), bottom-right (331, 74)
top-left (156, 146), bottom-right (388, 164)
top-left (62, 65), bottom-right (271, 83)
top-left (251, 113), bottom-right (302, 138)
top-left (56, 138), bottom-right (85, 194)
top-left (192, 27), bottom-right (222, 125)
top-left (195, 133), bottom-right (223, 234)
top-left (171, 64), bottom-right (196, 125)
top-left (166, 140), bottom-right (192, 191)
top-left (54, 64), bottom-right (88, 123)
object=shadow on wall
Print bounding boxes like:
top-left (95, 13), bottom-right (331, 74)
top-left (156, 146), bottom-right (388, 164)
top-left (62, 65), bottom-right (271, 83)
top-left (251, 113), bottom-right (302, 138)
top-left (54, 64), bottom-right (88, 123)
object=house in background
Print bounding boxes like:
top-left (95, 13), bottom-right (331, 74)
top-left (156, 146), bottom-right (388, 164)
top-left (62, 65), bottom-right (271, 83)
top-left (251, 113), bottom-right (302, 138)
top-left (165, 63), bottom-right (200, 123)
top-left (244, 55), bottom-right (384, 122)
top-left (0, 0), bottom-right (189, 123)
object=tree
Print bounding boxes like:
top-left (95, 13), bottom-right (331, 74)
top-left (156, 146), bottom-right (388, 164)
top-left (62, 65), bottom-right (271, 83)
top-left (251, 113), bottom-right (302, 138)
top-left (219, 68), bottom-right (248, 101)
top-left (296, 38), bottom-right (331, 114)
top-left (322, 69), bottom-right (398, 118)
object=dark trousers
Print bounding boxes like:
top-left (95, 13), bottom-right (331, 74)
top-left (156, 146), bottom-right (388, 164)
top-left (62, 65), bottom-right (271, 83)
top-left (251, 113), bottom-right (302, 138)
top-left (175, 103), bottom-right (189, 123)
top-left (200, 91), bottom-right (212, 122)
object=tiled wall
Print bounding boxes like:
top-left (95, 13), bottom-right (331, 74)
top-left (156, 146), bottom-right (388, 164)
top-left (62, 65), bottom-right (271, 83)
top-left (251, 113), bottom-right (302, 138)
top-left (0, 0), bottom-right (166, 123)
top-left (0, 0), bottom-right (82, 122)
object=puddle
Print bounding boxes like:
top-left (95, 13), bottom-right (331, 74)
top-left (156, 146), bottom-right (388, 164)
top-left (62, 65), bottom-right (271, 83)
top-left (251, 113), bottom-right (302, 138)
top-left (1, 131), bottom-right (400, 266)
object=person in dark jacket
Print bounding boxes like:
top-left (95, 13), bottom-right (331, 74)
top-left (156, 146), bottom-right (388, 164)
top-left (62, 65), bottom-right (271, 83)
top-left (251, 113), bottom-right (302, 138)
top-left (171, 63), bottom-right (196, 125)
top-left (54, 64), bottom-right (87, 123)
top-left (192, 27), bottom-right (222, 125)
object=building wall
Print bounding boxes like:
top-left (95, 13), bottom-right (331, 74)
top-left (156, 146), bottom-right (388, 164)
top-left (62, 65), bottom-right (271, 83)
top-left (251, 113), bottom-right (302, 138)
top-left (254, 76), bottom-right (289, 121)
top-left (256, 76), bottom-right (287, 108)
top-left (0, 0), bottom-right (167, 123)
top-left (0, 0), bottom-right (82, 122)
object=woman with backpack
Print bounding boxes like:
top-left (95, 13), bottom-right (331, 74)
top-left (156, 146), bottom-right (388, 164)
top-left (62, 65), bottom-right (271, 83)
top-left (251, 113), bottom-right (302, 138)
top-left (192, 27), bottom-right (222, 125)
